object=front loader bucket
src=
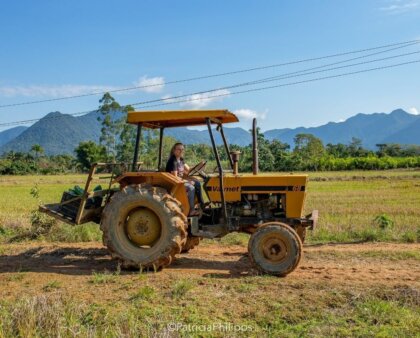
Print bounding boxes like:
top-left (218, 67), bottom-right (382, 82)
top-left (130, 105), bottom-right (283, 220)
top-left (38, 162), bottom-right (126, 226)
top-left (39, 203), bottom-right (78, 226)
top-left (39, 191), bottom-right (104, 225)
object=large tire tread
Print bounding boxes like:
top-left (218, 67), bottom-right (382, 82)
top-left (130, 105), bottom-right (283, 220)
top-left (101, 184), bottom-right (187, 269)
top-left (181, 237), bottom-right (201, 253)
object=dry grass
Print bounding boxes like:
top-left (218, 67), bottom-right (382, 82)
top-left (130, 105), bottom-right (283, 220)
top-left (0, 170), bottom-right (419, 336)
top-left (305, 175), bottom-right (420, 243)
top-left (0, 170), bottom-right (419, 244)
top-left (0, 279), bottom-right (418, 337)
top-left (0, 240), bottom-right (419, 337)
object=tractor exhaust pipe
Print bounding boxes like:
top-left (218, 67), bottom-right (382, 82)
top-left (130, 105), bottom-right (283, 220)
top-left (252, 118), bottom-right (258, 175)
top-left (230, 151), bottom-right (241, 175)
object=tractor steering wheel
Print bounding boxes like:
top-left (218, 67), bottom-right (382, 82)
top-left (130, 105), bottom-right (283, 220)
top-left (188, 160), bottom-right (207, 177)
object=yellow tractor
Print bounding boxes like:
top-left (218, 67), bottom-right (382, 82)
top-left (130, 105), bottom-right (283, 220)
top-left (40, 109), bottom-right (317, 276)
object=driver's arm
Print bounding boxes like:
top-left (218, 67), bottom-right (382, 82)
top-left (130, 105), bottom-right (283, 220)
top-left (171, 170), bottom-right (187, 183)
top-left (184, 163), bottom-right (190, 176)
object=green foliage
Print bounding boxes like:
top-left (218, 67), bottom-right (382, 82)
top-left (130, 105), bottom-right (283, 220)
top-left (42, 280), bottom-right (61, 292)
top-left (374, 214), bottom-right (394, 230)
top-left (97, 92), bottom-right (134, 161)
top-left (30, 144), bottom-right (44, 158)
top-left (401, 229), bottom-right (419, 243)
top-left (377, 143), bottom-right (420, 157)
top-left (47, 223), bottom-right (102, 242)
top-left (0, 151), bottom-right (75, 175)
top-left (89, 270), bottom-right (119, 284)
top-left (216, 232), bottom-right (250, 246)
top-left (97, 93), bottom-right (123, 159)
top-left (129, 286), bottom-right (156, 302)
top-left (171, 279), bottom-right (194, 299)
top-left (29, 210), bottom-right (56, 239)
top-left (1, 96), bottom-right (420, 174)
top-left (116, 122), bottom-right (137, 163)
top-left (74, 141), bottom-right (107, 171)
top-left (293, 133), bottom-right (325, 170)
top-left (29, 184), bottom-right (56, 237)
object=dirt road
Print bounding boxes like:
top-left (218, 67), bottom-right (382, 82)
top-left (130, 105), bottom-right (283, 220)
top-left (0, 241), bottom-right (418, 303)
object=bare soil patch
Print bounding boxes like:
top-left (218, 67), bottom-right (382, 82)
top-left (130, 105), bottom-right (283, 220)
top-left (1, 242), bottom-right (418, 303)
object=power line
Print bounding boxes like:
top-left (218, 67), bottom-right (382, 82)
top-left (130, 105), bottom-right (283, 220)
top-left (128, 50), bottom-right (420, 107)
top-left (238, 45), bottom-right (420, 86)
top-left (130, 59), bottom-right (420, 109)
top-left (0, 110), bottom-right (97, 127)
top-left (0, 39), bottom-right (419, 109)
top-left (1, 58), bottom-right (419, 128)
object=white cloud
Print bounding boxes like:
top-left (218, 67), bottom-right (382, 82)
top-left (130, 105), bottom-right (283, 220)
top-left (180, 89), bottom-right (231, 109)
top-left (134, 76), bottom-right (165, 93)
top-left (160, 94), bottom-right (178, 104)
top-left (408, 107), bottom-right (419, 115)
top-left (379, 0), bottom-right (419, 13)
top-left (233, 108), bottom-right (267, 120)
top-left (0, 75), bottom-right (166, 98)
top-left (0, 84), bottom-right (120, 98)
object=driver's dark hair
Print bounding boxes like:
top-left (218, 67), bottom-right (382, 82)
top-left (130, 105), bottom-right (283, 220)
top-left (170, 142), bottom-right (184, 157)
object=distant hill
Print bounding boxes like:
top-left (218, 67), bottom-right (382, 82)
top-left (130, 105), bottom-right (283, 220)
top-left (0, 111), bottom-right (252, 155)
top-left (0, 126), bottom-right (28, 147)
top-left (0, 112), bottom-right (102, 155)
top-left (165, 126), bottom-right (251, 147)
top-left (264, 109), bottom-right (420, 148)
top-left (0, 108), bottom-right (419, 155)
top-left (382, 118), bottom-right (420, 145)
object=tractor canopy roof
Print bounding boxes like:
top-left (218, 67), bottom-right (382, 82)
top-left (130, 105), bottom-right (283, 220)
top-left (127, 109), bottom-right (238, 128)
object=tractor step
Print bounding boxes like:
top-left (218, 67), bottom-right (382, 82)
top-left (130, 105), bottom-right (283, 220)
top-left (189, 216), bottom-right (226, 238)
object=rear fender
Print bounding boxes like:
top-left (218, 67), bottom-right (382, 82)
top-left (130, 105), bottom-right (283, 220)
top-left (113, 172), bottom-right (190, 216)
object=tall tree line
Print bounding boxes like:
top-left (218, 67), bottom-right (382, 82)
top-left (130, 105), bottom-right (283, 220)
top-left (1, 93), bottom-right (420, 174)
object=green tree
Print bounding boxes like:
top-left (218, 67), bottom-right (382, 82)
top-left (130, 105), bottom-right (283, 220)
top-left (75, 141), bottom-right (107, 171)
top-left (97, 93), bottom-right (132, 160)
top-left (293, 133), bottom-right (325, 170)
top-left (30, 144), bottom-right (44, 159)
top-left (376, 143), bottom-right (402, 157)
top-left (248, 127), bottom-right (275, 171)
top-left (348, 137), bottom-right (370, 157)
top-left (269, 139), bottom-right (291, 171)
top-left (326, 143), bottom-right (349, 158)
top-left (116, 122), bottom-right (137, 163)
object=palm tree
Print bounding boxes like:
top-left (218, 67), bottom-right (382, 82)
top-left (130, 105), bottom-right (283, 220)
top-left (31, 144), bottom-right (44, 159)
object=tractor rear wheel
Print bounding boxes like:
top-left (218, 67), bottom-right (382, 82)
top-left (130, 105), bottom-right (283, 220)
top-left (181, 236), bottom-right (201, 253)
top-left (101, 185), bottom-right (187, 269)
top-left (248, 222), bottom-right (302, 276)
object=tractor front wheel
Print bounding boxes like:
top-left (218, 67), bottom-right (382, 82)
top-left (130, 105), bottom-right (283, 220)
top-left (248, 222), bottom-right (302, 276)
top-left (101, 185), bottom-right (187, 269)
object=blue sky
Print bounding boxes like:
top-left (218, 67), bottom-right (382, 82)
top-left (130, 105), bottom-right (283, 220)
top-left (0, 0), bottom-right (419, 132)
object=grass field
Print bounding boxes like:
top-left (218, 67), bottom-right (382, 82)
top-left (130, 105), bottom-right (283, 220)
top-left (0, 169), bottom-right (419, 337)
top-left (0, 169), bottom-right (419, 244)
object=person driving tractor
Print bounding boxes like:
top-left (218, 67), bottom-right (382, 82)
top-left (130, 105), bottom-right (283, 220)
top-left (39, 110), bottom-right (316, 276)
top-left (165, 142), bottom-right (204, 216)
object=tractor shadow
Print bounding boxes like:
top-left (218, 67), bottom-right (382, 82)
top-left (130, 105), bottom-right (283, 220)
top-left (0, 246), bottom-right (117, 276)
top-left (0, 246), bottom-right (255, 277)
top-left (171, 253), bottom-right (255, 278)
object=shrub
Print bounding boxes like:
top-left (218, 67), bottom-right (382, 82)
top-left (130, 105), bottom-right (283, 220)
top-left (374, 214), bottom-right (394, 230)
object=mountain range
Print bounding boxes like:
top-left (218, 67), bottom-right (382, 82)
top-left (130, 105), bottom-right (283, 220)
top-left (0, 126), bottom-right (28, 147)
top-left (0, 108), bottom-right (419, 155)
